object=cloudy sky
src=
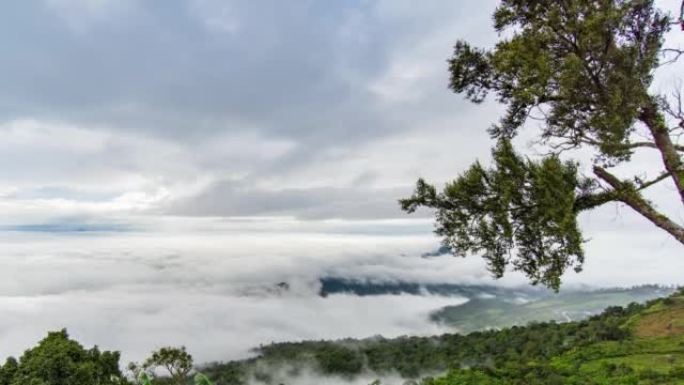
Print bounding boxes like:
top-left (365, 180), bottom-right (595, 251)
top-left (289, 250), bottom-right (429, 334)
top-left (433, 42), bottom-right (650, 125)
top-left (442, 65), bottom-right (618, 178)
top-left (0, 0), bottom-right (501, 224)
top-left (0, 0), bottom-right (683, 366)
top-left (0, 0), bottom-right (682, 227)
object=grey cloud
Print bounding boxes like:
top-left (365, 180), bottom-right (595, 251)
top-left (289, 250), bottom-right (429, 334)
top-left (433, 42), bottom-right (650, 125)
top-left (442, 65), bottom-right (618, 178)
top-left (0, 0), bottom-right (506, 222)
top-left (167, 179), bottom-right (423, 219)
top-left (0, 0), bottom-right (497, 147)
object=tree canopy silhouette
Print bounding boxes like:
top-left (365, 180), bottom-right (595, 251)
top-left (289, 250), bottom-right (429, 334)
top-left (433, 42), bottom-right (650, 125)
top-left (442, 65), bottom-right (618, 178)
top-left (0, 329), bottom-right (127, 385)
top-left (401, 0), bottom-right (684, 290)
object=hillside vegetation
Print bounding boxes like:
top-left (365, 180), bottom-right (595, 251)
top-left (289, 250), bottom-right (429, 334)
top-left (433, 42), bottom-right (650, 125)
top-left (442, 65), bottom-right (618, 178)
top-left (431, 285), bottom-right (673, 333)
top-left (320, 279), bottom-right (672, 333)
top-left (202, 289), bottom-right (684, 384)
top-left (0, 288), bottom-right (681, 384)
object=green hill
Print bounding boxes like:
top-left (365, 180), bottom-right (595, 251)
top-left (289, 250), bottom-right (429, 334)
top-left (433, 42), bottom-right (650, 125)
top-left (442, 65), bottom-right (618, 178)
top-left (431, 285), bottom-right (673, 333)
top-left (202, 289), bottom-right (684, 385)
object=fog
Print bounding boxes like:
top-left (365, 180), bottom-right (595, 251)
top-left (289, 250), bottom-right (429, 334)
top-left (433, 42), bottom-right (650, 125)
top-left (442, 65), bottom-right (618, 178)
top-left (0, 216), bottom-right (682, 365)
top-left (244, 364), bottom-right (420, 385)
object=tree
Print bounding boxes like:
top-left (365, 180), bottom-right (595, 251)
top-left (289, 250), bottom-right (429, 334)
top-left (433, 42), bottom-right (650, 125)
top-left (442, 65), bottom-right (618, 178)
top-left (126, 362), bottom-right (153, 385)
top-left (138, 373), bottom-right (153, 385)
top-left (143, 346), bottom-right (193, 385)
top-left (0, 357), bottom-right (18, 385)
top-left (193, 373), bottom-right (215, 385)
top-left (0, 329), bottom-right (128, 385)
top-left (401, 0), bottom-right (684, 290)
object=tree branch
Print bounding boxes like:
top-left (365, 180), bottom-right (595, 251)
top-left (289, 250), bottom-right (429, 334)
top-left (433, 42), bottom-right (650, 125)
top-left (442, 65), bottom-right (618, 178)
top-left (640, 102), bottom-right (684, 207)
top-left (628, 141), bottom-right (684, 152)
top-left (593, 166), bottom-right (684, 245)
top-left (574, 190), bottom-right (618, 212)
top-left (579, 137), bottom-right (684, 152)
top-left (573, 171), bottom-right (668, 212)
top-left (635, 171), bottom-right (671, 190)
top-left (660, 48), bottom-right (684, 66)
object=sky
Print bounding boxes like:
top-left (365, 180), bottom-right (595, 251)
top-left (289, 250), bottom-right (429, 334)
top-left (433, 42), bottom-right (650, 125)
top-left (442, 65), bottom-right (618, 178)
top-left (0, 0), bottom-right (683, 366)
top-left (0, 0), bottom-right (500, 224)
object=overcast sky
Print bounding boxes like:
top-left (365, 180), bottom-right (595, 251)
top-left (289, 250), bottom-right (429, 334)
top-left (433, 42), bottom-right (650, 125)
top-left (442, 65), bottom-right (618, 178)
top-left (0, 0), bottom-right (681, 227)
top-left (0, 0), bottom-right (683, 366)
top-left (0, 0), bottom-right (682, 261)
top-left (0, 0), bottom-right (503, 224)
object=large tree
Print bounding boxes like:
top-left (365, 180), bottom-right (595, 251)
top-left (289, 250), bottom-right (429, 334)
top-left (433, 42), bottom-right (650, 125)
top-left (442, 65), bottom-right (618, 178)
top-left (0, 329), bottom-right (128, 385)
top-left (142, 346), bottom-right (193, 385)
top-left (401, 0), bottom-right (684, 290)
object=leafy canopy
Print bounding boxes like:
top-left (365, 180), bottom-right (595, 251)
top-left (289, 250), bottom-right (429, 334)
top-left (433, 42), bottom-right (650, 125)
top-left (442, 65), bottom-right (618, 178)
top-left (0, 329), bottom-right (127, 385)
top-left (142, 346), bottom-right (193, 385)
top-left (402, 0), bottom-right (684, 290)
top-left (402, 139), bottom-right (586, 289)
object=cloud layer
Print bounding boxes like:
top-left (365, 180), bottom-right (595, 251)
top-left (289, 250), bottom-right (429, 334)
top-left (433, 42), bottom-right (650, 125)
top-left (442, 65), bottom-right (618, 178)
top-left (0, 218), bottom-right (683, 365)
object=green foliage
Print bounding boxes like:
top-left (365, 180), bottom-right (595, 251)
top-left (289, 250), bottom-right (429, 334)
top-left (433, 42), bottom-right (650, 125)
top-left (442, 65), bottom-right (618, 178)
top-left (203, 292), bottom-right (684, 384)
top-left (432, 285), bottom-right (671, 333)
top-left (315, 345), bottom-right (364, 376)
top-left (1, 293), bottom-right (682, 385)
top-left (421, 363), bottom-right (667, 385)
top-left (451, 0), bottom-right (668, 153)
top-left (0, 329), bottom-right (128, 385)
top-left (198, 361), bottom-right (246, 385)
top-left (402, 0), bottom-right (683, 290)
top-left (401, 139), bottom-right (586, 290)
top-left (142, 346), bottom-right (193, 385)
top-left (0, 358), bottom-right (18, 385)
top-left (139, 373), bottom-right (152, 385)
top-left (421, 369), bottom-right (505, 385)
top-left (193, 373), bottom-right (214, 385)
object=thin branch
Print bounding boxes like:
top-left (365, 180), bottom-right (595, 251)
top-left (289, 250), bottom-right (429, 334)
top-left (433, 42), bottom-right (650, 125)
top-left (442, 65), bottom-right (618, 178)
top-left (579, 137), bottom-right (684, 152)
top-left (660, 48), bottom-right (684, 66)
top-left (662, 84), bottom-right (684, 135)
top-left (593, 166), bottom-right (684, 245)
top-left (635, 171), bottom-right (671, 191)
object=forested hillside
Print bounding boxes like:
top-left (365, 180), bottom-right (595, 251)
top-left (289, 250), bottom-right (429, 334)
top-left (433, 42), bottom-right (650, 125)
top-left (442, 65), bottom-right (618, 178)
top-left (202, 289), bottom-right (684, 384)
top-left (431, 285), bottom-right (674, 333)
top-left (0, 288), bottom-right (681, 384)
top-left (320, 279), bottom-right (673, 333)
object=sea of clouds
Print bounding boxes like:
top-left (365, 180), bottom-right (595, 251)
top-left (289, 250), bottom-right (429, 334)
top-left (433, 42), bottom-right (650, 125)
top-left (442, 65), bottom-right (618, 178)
top-left (0, 216), bottom-right (682, 366)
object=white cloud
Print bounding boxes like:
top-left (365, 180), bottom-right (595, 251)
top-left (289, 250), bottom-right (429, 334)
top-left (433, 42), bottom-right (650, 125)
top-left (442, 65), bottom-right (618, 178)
top-left (0, 217), bottom-right (682, 365)
top-left (190, 0), bottom-right (240, 33)
top-left (0, 118), bottom-right (302, 223)
top-left (44, 0), bottom-right (134, 32)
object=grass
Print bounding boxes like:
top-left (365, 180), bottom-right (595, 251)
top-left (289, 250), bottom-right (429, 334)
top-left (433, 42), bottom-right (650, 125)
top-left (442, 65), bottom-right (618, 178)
top-left (634, 296), bottom-right (684, 338)
top-left (552, 294), bottom-right (684, 381)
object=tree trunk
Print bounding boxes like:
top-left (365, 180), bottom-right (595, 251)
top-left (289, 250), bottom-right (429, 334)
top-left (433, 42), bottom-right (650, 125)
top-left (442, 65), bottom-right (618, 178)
top-left (640, 104), bottom-right (684, 208)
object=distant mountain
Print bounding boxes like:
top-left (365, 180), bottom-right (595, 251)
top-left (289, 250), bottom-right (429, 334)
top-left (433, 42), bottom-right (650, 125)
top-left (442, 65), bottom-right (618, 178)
top-left (318, 277), bottom-right (534, 298)
top-left (318, 278), bottom-right (674, 333)
top-left (430, 284), bottom-right (675, 333)
top-left (420, 245), bottom-right (452, 258)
